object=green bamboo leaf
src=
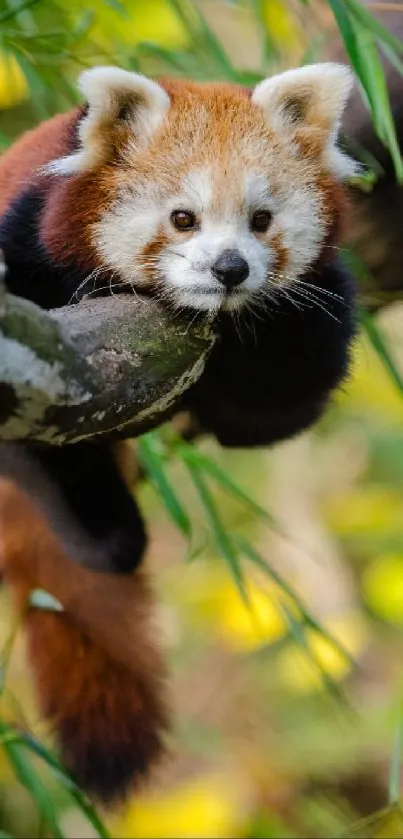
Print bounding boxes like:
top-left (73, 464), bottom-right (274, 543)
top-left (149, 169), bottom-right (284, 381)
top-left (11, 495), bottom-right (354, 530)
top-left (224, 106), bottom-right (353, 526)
top-left (102, 0), bottom-right (129, 16)
top-left (136, 41), bottom-right (201, 76)
top-left (0, 612), bottom-right (23, 696)
top-left (185, 460), bottom-right (250, 606)
top-left (327, 0), bottom-right (358, 65)
top-left (138, 436), bottom-right (191, 537)
top-left (327, 0), bottom-right (403, 180)
top-left (194, 12), bottom-right (239, 78)
top-left (14, 732), bottom-right (110, 839)
top-left (164, 0), bottom-right (199, 37)
top-left (71, 9), bottom-right (96, 41)
top-left (251, 0), bottom-right (279, 65)
top-left (338, 804), bottom-right (403, 838)
top-left (166, 0), bottom-right (237, 79)
top-left (341, 133), bottom-right (384, 177)
top-left (177, 444), bottom-right (276, 525)
top-left (379, 40), bottom-right (403, 80)
top-left (345, 0), bottom-right (403, 56)
top-left (0, 720), bottom-right (64, 839)
top-left (354, 29), bottom-right (403, 180)
top-left (280, 604), bottom-right (346, 702)
top-left (361, 308), bottom-right (403, 398)
top-left (159, 431), bottom-right (332, 573)
top-left (235, 535), bottom-right (355, 667)
top-left (5, 49), bottom-right (50, 119)
top-left (0, 0), bottom-right (41, 25)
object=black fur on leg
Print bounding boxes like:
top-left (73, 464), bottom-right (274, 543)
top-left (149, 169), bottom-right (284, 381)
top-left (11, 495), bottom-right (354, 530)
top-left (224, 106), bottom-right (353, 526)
top-left (182, 257), bottom-right (357, 448)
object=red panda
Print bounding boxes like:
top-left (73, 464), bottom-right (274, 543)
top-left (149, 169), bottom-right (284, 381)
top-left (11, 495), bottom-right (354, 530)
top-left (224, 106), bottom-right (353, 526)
top-left (0, 64), bottom-right (357, 802)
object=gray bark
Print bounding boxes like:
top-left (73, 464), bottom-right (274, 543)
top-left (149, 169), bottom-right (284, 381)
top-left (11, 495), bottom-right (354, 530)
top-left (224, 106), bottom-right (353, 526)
top-left (0, 264), bottom-right (215, 444)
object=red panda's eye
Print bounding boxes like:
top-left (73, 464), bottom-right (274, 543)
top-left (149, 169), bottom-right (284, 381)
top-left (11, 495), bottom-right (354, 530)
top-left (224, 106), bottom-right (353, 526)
top-left (251, 210), bottom-right (272, 233)
top-left (171, 210), bottom-right (197, 231)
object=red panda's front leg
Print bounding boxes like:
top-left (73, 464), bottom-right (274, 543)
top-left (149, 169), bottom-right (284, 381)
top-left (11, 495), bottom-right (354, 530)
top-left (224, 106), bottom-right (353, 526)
top-left (182, 258), bottom-right (356, 448)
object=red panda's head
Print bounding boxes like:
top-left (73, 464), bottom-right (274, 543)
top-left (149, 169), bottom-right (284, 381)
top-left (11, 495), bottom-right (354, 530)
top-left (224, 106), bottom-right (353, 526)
top-left (44, 64), bottom-right (357, 312)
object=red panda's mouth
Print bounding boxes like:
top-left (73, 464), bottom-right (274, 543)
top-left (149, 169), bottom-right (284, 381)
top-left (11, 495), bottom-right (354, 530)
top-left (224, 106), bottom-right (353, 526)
top-left (169, 284), bottom-right (250, 313)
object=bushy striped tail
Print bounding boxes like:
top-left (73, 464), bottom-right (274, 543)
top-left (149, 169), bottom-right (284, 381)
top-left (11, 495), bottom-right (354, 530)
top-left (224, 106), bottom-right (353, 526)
top-left (0, 476), bottom-right (169, 803)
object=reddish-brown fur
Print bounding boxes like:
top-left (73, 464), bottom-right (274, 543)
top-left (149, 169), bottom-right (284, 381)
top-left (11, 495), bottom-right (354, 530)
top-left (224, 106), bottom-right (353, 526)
top-left (0, 109), bottom-right (80, 214)
top-left (315, 174), bottom-right (348, 267)
top-left (0, 474), bottom-right (168, 800)
top-left (0, 74), bottom-right (347, 799)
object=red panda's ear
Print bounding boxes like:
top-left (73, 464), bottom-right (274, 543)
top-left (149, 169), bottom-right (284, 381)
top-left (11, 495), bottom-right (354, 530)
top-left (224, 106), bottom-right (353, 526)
top-left (252, 63), bottom-right (358, 179)
top-left (45, 67), bottom-right (170, 176)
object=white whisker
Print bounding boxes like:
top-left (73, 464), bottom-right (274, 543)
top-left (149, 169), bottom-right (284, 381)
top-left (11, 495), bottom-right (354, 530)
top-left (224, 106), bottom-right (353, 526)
top-left (288, 283), bottom-right (342, 323)
top-left (297, 279), bottom-right (345, 304)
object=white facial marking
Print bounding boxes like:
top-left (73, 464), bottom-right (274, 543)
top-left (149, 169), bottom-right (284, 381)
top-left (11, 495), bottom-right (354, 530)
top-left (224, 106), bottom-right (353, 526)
top-left (274, 181), bottom-right (325, 279)
top-left (155, 166), bottom-right (275, 311)
top-left (94, 159), bottom-right (331, 312)
top-left (95, 192), bottom-right (162, 285)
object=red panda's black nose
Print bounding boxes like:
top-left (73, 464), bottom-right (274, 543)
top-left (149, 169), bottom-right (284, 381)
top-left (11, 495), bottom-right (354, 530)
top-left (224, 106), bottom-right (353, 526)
top-left (212, 249), bottom-right (249, 289)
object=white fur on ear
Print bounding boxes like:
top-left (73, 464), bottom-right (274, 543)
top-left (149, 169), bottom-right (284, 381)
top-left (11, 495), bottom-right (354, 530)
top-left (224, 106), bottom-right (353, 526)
top-left (45, 67), bottom-right (170, 176)
top-left (252, 63), bottom-right (358, 179)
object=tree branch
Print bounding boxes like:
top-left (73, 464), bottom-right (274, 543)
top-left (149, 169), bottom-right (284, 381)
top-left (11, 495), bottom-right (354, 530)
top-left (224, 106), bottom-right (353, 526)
top-left (0, 265), bottom-right (215, 444)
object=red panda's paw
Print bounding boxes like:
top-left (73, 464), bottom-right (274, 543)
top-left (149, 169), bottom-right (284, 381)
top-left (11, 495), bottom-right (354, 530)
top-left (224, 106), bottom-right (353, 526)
top-left (26, 610), bottom-right (169, 803)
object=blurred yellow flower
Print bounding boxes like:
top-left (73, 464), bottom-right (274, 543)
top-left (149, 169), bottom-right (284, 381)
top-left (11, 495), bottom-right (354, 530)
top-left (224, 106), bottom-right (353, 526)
top-left (126, 0), bottom-right (187, 45)
top-left (214, 579), bottom-right (287, 652)
top-left (91, 0), bottom-right (187, 50)
top-left (0, 53), bottom-right (28, 110)
top-left (173, 562), bottom-right (288, 651)
top-left (323, 487), bottom-right (403, 537)
top-left (113, 773), bottom-right (243, 839)
top-left (362, 553), bottom-right (403, 624)
top-left (261, 0), bottom-right (303, 55)
top-left (169, 562), bottom-right (238, 625)
top-left (277, 613), bottom-right (367, 693)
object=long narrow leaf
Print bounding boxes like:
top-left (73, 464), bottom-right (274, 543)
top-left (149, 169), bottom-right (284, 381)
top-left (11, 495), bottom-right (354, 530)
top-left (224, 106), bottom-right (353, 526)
top-left (138, 436), bottom-right (191, 537)
top-left (0, 721), bottom-right (64, 839)
top-left (337, 804), bottom-right (403, 838)
top-left (354, 28), bottom-right (403, 179)
top-left (3, 728), bottom-right (110, 839)
top-left (251, 0), bottom-right (279, 65)
top-left (167, 0), bottom-right (238, 79)
top-left (328, 0), bottom-right (403, 180)
top-left (22, 738), bottom-right (110, 839)
top-left (345, 0), bottom-right (403, 56)
top-left (178, 444), bottom-right (277, 524)
top-left (0, 0), bottom-right (41, 25)
top-left (153, 430), bottom-right (328, 569)
top-left (280, 604), bottom-right (347, 703)
top-left (185, 460), bottom-right (250, 606)
top-left (236, 534), bottom-right (355, 667)
top-left (0, 611), bottom-right (23, 696)
top-left (361, 308), bottom-right (403, 398)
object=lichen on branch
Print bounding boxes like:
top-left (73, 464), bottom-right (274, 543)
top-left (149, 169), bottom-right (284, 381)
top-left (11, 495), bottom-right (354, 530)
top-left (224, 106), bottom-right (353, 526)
top-left (0, 271), bottom-right (215, 445)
